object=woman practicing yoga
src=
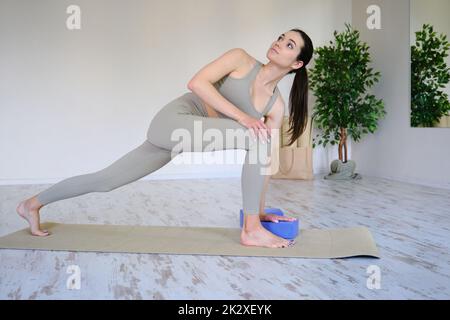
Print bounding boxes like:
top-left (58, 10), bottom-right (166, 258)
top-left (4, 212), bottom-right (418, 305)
top-left (16, 28), bottom-right (313, 248)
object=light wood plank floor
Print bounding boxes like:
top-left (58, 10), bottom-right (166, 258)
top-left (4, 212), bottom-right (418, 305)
top-left (1, 174), bottom-right (449, 299)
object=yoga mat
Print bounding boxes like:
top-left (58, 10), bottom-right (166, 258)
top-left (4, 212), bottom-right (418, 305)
top-left (0, 222), bottom-right (379, 259)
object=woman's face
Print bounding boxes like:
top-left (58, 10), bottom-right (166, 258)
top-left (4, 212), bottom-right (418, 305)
top-left (267, 30), bottom-right (304, 70)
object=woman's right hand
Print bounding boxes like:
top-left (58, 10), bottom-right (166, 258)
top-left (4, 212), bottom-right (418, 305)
top-left (237, 114), bottom-right (271, 143)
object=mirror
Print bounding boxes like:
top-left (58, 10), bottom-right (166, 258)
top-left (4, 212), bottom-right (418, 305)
top-left (410, 0), bottom-right (450, 128)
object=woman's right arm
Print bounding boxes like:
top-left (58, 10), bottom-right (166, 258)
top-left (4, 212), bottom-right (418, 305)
top-left (187, 48), bottom-right (249, 122)
top-left (187, 48), bottom-right (270, 141)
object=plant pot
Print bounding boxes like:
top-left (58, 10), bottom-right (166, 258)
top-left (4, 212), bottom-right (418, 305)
top-left (324, 159), bottom-right (362, 180)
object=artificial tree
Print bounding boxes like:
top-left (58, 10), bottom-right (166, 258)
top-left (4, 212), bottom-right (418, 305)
top-left (411, 23), bottom-right (450, 127)
top-left (309, 23), bottom-right (385, 179)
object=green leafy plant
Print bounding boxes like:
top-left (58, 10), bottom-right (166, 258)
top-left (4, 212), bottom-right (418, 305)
top-left (309, 23), bottom-right (385, 162)
top-left (411, 23), bottom-right (450, 127)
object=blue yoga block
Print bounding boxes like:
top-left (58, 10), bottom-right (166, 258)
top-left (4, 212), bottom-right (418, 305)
top-left (239, 208), bottom-right (299, 240)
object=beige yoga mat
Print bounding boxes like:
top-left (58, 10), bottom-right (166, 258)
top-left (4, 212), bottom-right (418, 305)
top-left (0, 222), bottom-right (379, 259)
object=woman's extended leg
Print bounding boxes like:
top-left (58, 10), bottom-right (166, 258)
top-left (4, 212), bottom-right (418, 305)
top-left (36, 140), bottom-right (172, 205)
top-left (17, 140), bottom-right (173, 235)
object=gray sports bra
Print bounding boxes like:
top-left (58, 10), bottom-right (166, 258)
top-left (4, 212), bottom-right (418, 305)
top-left (196, 60), bottom-right (280, 119)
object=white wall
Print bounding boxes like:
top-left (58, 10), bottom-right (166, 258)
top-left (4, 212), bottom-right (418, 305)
top-left (352, 0), bottom-right (450, 189)
top-left (0, 0), bottom-right (352, 185)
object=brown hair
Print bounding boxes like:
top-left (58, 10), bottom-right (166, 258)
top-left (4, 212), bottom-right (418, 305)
top-left (285, 29), bottom-right (314, 146)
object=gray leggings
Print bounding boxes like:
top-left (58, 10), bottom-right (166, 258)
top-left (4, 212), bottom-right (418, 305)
top-left (36, 92), bottom-right (272, 214)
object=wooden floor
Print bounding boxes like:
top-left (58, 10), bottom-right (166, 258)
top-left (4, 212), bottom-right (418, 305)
top-left (1, 174), bottom-right (449, 299)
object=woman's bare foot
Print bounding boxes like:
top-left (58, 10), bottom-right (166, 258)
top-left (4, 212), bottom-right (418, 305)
top-left (241, 226), bottom-right (294, 248)
top-left (240, 214), bottom-right (295, 248)
top-left (16, 197), bottom-right (49, 236)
